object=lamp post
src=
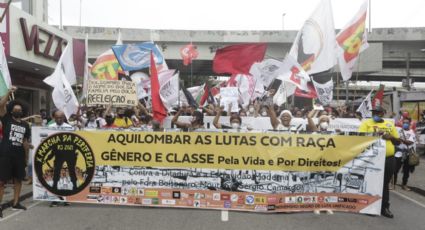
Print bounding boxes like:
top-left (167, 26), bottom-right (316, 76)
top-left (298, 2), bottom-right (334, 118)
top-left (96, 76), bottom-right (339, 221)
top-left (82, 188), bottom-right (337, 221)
top-left (282, 13), bottom-right (286, 31)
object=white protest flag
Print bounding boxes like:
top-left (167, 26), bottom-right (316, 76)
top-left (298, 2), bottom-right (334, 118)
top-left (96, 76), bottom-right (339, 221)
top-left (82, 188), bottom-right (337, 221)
top-left (232, 74), bottom-right (255, 108)
top-left (130, 72), bottom-right (150, 99)
top-left (273, 81), bottom-right (298, 106)
top-left (159, 70), bottom-right (179, 110)
top-left (43, 45), bottom-right (79, 119)
top-left (277, 55), bottom-right (311, 93)
top-left (44, 44), bottom-right (77, 86)
top-left (356, 90), bottom-right (373, 118)
top-left (336, 0), bottom-right (369, 81)
top-left (80, 34), bottom-right (90, 100)
top-left (249, 59), bottom-right (286, 89)
top-left (289, 0), bottom-right (336, 74)
top-left (178, 84), bottom-right (204, 106)
top-left (312, 79), bottom-right (333, 106)
top-left (156, 44), bottom-right (169, 72)
top-left (0, 35), bottom-right (11, 97)
top-left (220, 87), bottom-right (239, 112)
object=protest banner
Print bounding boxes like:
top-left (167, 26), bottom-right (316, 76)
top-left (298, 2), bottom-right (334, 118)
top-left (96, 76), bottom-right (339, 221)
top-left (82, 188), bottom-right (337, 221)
top-left (164, 116), bottom-right (363, 132)
top-left (220, 87), bottom-right (239, 112)
top-left (32, 127), bottom-right (384, 215)
top-left (86, 80), bottom-right (138, 106)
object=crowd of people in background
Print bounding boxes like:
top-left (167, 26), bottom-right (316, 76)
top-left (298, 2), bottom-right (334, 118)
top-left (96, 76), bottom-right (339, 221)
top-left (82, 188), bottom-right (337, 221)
top-left (0, 86), bottom-right (424, 219)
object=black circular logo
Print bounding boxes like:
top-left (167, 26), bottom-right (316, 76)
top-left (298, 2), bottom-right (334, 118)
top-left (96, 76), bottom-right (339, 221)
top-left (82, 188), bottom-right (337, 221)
top-left (34, 132), bottom-right (95, 196)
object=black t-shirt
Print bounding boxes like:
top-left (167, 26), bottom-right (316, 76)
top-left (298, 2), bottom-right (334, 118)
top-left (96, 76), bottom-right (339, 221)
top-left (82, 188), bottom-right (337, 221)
top-left (0, 114), bottom-right (31, 156)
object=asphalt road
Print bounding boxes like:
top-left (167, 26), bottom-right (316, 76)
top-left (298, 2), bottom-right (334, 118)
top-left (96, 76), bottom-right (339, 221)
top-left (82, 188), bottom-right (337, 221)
top-left (0, 190), bottom-right (424, 230)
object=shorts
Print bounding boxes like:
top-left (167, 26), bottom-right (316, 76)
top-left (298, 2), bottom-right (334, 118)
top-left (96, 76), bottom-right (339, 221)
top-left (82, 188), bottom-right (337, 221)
top-left (0, 154), bottom-right (26, 182)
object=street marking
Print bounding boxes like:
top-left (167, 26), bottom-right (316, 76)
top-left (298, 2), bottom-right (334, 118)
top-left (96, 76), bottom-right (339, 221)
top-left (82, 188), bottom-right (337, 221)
top-left (392, 191), bottom-right (425, 209)
top-left (221, 210), bottom-right (229, 222)
top-left (0, 201), bottom-right (42, 222)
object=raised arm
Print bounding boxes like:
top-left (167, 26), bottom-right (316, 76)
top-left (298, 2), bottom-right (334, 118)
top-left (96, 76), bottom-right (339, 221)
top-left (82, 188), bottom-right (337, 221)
top-left (268, 105), bottom-right (279, 130)
top-left (0, 86), bottom-right (16, 117)
top-left (213, 106), bottom-right (223, 129)
top-left (307, 110), bottom-right (319, 132)
top-left (171, 109), bottom-right (190, 128)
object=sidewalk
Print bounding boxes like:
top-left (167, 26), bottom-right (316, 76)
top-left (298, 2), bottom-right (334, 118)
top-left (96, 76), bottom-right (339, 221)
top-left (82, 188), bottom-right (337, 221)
top-left (1, 181), bottom-right (33, 210)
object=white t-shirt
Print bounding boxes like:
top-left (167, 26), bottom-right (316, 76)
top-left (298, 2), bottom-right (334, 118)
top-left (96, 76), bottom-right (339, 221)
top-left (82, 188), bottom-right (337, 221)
top-left (395, 127), bottom-right (416, 158)
top-left (276, 123), bottom-right (300, 133)
top-left (48, 122), bottom-right (74, 130)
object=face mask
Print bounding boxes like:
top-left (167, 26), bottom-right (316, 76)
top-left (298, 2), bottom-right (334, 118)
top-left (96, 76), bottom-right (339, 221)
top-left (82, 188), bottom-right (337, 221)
top-left (319, 122), bottom-right (329, 130)
top-left (11, 111), bottom-right (23, 118)
top-left (261, 111), bottom-right (267, 116)
top-left (231, 123), bottom-right (240, 129)
top-left (68, 121), bottom-right (76, 126)
top-left (372, 115), bottom-right (382, 122)
top-left (402, 123), bottom-right (410, 130)
top-left (249, 107), bottom-right (255, 113)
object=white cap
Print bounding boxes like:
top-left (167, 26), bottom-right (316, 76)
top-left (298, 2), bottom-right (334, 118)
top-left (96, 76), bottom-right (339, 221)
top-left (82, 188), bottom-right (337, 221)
top-left (279, 110), bottom-right (293, 118)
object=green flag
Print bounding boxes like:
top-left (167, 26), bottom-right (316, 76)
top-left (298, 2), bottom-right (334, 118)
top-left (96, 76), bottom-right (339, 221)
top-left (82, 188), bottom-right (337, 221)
top-left (0, 35), bottom-right (11, 97)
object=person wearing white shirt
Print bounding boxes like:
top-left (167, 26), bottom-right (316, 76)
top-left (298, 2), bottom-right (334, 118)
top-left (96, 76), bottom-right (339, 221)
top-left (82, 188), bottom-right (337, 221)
top-left (48, 110), bottom-right (73, 130)
top-left (394, 118), bottom-right (416, 190)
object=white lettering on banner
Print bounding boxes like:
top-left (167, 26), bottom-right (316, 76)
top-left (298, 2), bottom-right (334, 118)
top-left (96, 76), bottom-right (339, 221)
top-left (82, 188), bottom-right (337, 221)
top-left (87, 80), bottom-right (138, 106)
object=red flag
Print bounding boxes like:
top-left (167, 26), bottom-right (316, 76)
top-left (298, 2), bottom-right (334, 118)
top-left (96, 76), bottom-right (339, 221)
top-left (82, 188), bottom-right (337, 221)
top-left (294, 82), bottom-right (318, 99)
top-left (199, 84), bottom-right (209, 106)
top-left (180, 44), bottom-right (199, 66)
top-left (150, 53), bottom-right (167, 122)
top-left (372, 84), bottom-right (385, 108)
top-left (213, 44), bottom-right (267, 75)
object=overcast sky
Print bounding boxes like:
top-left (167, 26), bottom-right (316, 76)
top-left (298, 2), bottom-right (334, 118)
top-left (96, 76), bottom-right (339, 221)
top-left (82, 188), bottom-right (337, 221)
top-left (46, 0), bottom-right (425, 31)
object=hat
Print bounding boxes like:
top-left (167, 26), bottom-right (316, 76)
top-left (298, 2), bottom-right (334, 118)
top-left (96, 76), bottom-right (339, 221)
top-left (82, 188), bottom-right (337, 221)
top-left (371, 106), bottom-right (385, 112)
top-left (279, 110), bottom-right (293, 118)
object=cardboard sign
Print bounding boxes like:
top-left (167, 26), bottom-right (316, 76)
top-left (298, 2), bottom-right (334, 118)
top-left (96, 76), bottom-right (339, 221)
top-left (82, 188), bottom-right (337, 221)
top-left (87, 80), bottom-right (138, 106)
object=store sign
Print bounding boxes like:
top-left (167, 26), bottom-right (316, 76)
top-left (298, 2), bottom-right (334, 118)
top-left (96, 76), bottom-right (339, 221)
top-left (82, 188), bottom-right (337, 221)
top-left (19, 17), bottom-right (66, 61)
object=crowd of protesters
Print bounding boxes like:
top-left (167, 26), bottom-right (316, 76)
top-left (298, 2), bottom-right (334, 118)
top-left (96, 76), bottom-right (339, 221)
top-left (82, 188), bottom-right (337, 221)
top-left (0, 86), bottom-right (423, 219)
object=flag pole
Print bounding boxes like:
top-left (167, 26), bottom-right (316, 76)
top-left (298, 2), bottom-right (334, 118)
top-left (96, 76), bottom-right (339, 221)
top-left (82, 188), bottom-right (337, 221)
top-left (0, 0), bottom-right (12, 23)
top-left (177, 72), bottom-right (180, 108)
top-left (190, 39), bottom-right (193, 87)
top-left (351, 53), bottom-right (362, 111)
top-left (336, 71), bottom-right (340, 108)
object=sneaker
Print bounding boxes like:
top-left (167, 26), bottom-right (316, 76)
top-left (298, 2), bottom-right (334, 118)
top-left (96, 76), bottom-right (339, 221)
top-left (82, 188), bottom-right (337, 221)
top-left (402, 185), bottom-right (411, 191)
top-left (50, 202), bottom-right (58, 207)
top-left (12, 203), bottom-right (27, 211)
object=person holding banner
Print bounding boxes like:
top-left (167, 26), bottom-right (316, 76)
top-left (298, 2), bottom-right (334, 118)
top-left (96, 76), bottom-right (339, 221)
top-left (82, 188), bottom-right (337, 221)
top-left (307, 110), bottom-right (332, 133)
top-left (213, 106), bottom-right (243, 130)
top-left (48, 110), bottom-right (74, 130)
top-left (172, 108), bottom-right (204, 131)
top-left (358, 106), bottom-right (400, 219)
top-left (268, 106), bottom-right (300, 132)
top-left (0, 87), bottom-right (31, 217)
top-left (113, 107), bottom-right (133, 129)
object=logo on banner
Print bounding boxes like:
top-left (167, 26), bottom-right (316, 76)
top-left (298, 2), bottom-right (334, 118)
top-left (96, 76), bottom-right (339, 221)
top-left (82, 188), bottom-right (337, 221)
top-left (34, 132), bottom-right (95, 196)
top-left (245, 195), bottom-right (255, 205)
